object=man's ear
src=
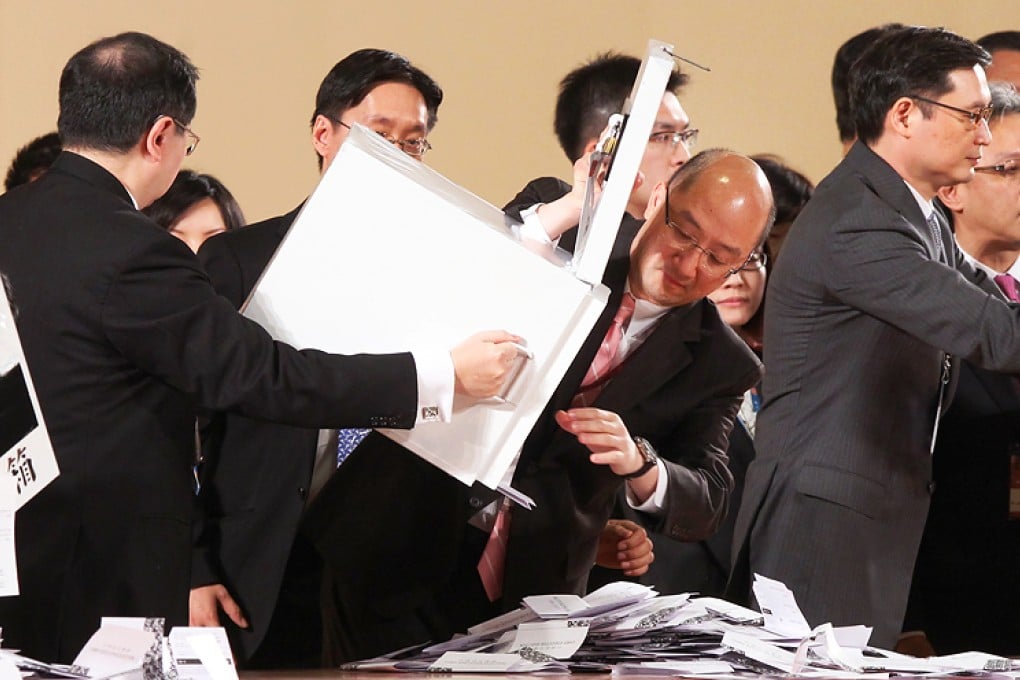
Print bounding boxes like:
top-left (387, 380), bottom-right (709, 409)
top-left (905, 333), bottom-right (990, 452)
top-left (143, 116), bottom-right (176, 162)
top-left (311, 114), bottom-right (335, 158)
top-left (643, 181), bottom-right (667, 221)
top-left (888, 97), bottom-right (919, 139)
top-left (581, 138), bottom-right (598, 156)
top-left (937, 183), bottom-right (965, 213)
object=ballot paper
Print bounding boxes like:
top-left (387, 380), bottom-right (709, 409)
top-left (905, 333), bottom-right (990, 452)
top-left (0, 283), bottom-right (57, 512)
top-left (71, 625), bottom-right (153, 678)
top-left (167, 628), bottom-right (237, 680)
top-left (753, 572), bottom-right (812, 637)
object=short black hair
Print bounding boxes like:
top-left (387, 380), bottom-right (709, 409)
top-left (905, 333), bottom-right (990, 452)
top-left (977, 31), bottom-right (1020, 54)
top-left (554, 52), bottom-right (689, 162)
top-left (750, 155), bottom-right (814, 228)
top-left (831, 24), bottom-right (906, 143)
top-left (58, 31), bottom-right (198, 153)
top-left (310, 48), bottom-right (443, 169)
top-left (4, 132), bottom-right (61, 192)
top-left (143, 170), bottom-right (245, 233)
top-left (849, 26), bottom-right (990, 145)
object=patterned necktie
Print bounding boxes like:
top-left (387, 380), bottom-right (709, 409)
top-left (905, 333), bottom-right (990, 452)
top-left (572, 292), bottom-right (637, 407)
top-left (336, 427), bottom-right (370, 466)
top-left (995, 273), bottom-right (1020, 302)
top-left (926, 212), bottom-right (945, 261)
top-left (477, 498), bottom-right (512, 602)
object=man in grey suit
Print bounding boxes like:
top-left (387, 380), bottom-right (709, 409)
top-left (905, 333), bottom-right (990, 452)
top-left (729, 26), bottom-right (1020, 648)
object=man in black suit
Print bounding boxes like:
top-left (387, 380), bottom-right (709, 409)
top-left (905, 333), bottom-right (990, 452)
top-left (0, 33), bottom-right (517, 664)
top-left (728, 27), bottom-right (1020, 648)
top-left (191, 49), bottom-right (450, 668)
top-left (307, 149), bottom-right (773, 663)
top-left (903, 82), bottom-right (1020, 656)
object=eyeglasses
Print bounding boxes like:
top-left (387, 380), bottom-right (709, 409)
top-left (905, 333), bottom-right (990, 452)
top-left (974, 159), bottom-right (1020, 181)
top-left (663, 183), bottom-right (765, 278)
top-left (648, 128), bottom-right (699, 151)
top-left (330, 118), bottom-right (431, 158)
top-left (910, 95), bottom-right (994, 129)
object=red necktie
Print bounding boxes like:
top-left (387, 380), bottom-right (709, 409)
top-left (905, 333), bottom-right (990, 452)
top-left (572, 293), bottom-right (636, 407)
top-left (995, 273), bottom-right (1020, 302)
top-left (477, 498), bottom-right (512, 601)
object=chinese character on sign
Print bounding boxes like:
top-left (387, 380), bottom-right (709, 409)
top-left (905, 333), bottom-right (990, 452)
top-left (8, 446), bottom-right (36, 494)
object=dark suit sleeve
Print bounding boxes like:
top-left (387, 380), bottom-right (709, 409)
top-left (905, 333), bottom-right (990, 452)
top-left (102, 233), bottom-right (417, 429)
top-left (197, 231), bottom-right (247, 309)
top-left (828, 204), bottom-right (1020, 373)
top-left (652, 364), bottom-right (760, 542)
top-left (501, 177), bottom-right (571, 222)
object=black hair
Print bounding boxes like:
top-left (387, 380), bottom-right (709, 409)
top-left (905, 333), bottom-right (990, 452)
top-left (4, 132), bottom-right (61, 191)
top-left (750, 154), bottom-right (814, 228)
top-left (143, 170), bottom-right (245, 232)
top-left (311, 48), bottom-right (443, 170)
top-left (58, 31), bottom-right (198, 153)
top-left (554, 52), bottom-right (689, 162)
top-left (977, 31), bottom-right (1020, 54)
top-left (849, 26), bottom-right (990, 145)
top-left (831, 24), bottom-right (906, 143)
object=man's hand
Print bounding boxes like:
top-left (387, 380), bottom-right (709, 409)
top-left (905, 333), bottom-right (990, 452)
top-left (555, 407), bottom-right (659, 503)
top-left (555, 408), bottom-right (645, 475)
top-left (596, 519), bottom-right (654, 576)
top-left (451, 331), bottom-right (524, 398)
top-left (189, 584), bottom-right (248, 628)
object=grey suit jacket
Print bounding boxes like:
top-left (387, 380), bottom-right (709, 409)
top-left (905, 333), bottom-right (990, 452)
top-left (729, 142), bottom-right (1020, 648)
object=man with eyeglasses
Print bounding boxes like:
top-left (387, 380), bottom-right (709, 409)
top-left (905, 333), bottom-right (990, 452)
top-left (728, 26), bottom-right (1020, 649)
top-left (191, 48), bottom-right (453, 669)
top-left (902, 82), bottom-right (1020, 656)
top-left (0, 34), bottom-right (516, 665)
top-left (504, 52), bottom-right (696, 257)
top-left (306, 148), bottom-right (771, 664)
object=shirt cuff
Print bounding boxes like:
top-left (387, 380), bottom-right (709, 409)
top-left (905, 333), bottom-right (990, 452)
top-left (410, 347), bottom-right (455, 424)
top-left (519, 204), bottom-right (558, 245)
top-left (624, 458), bottom-right (668, 515)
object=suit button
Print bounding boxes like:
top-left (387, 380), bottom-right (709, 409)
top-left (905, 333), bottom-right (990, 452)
top-left (298, 486), bottom-right (308, 500)
top-left (927, 481), bottom-right (936, 495)
top-left (469, 497), bottom-right (483, 509)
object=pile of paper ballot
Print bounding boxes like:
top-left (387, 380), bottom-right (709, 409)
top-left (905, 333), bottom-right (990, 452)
top-left (344, 575), bottom-right (1017, 677)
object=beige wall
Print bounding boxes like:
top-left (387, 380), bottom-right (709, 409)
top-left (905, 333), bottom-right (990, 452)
top-left (0, 1), bottom-right (1013, 222)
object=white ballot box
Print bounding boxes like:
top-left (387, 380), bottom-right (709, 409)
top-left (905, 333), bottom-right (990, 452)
top-left (244, 125), bottom-right (609, 489)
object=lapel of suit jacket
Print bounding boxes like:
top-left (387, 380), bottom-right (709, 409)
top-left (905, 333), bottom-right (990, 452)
top-left (845, 142), bottom-right (946, 263)
top-left (594, 301), bottom-right (700, 413)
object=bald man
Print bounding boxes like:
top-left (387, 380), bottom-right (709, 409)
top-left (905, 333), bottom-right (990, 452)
top-left (308, 149), bottom-right (775, 662)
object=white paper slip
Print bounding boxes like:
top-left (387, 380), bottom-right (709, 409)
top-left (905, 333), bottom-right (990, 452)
top-left (599, 594), bottom-right (693, 631)
top-left (168, 627), bottom-right (236, 680)
top-left (72, 625), bottom-right (153, 678)
top-left (507, 620), bottom-right (589, 659)
top-left (99, 618), bottom-right (164, 680)
top-left (692, 596), bottom-right (764, 624)
top-left (466, 606), bottom-right (540, 636)
top-left (0, 656), bottom-right (19, 680)
top-left (720, 630), bottom-right (797, 673)
top-left (0, 510), bottom-right (17, 597)
top-left (753, 573), bottom-right (811, 637)
top-left (581, 581), bottom-right (657, 613)
top-left (427, 651), bottom-right (553, 673)
top-left (522, 593), bottom-right (587, 618)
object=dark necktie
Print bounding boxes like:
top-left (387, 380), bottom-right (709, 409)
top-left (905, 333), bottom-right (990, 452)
top-left (995, 273), bottom-right (1020, 302)
top-left (336, 428), bottom-right (370, 466)
top-left (926, 212), bottom-right (944, 261)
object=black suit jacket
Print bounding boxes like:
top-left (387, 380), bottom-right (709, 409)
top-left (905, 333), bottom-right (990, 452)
top-left (0, 154), bottom-right (417, 663)
top-left (305, 251), bottom-right (761, 660)
top-left (192, 207), bottom-right (325, 664)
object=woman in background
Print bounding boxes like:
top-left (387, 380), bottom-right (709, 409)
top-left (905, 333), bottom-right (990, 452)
top-left (145, 170), bottom-right (246, 252)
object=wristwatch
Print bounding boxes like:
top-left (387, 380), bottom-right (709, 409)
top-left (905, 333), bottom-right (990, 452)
top-left (622, 437), bottom-right (658, 479)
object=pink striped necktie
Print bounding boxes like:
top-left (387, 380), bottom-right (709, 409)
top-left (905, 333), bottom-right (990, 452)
top-left (477, 498), bottom-right (512, 601)
top-left (995, 273), bottom-right (1020, 302)
top-left (572, 292), bottom-right (636, 407)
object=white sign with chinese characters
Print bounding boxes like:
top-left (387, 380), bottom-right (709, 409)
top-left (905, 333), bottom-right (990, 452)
top-left (0, 281), bottom-right (58, 512)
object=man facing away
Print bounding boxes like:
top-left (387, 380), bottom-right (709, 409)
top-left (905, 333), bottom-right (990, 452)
top-left (0, 33), bottom-right (516, 664)
top-left (728, 26), bottom-right (1020, 647)
top-left (192, 48), bottom-right (452, 669)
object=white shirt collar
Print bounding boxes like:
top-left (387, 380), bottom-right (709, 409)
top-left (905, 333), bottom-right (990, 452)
top-left (903, 180), bottom-right (935, 221)
top-left (955, 235), bottom-right (1020, 279)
